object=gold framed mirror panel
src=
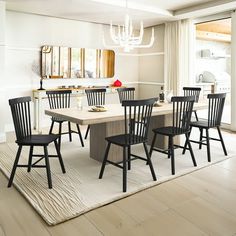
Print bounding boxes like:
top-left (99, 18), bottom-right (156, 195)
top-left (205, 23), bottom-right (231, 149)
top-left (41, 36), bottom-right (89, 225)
top-left (41, 45), bottom-right (115, 79)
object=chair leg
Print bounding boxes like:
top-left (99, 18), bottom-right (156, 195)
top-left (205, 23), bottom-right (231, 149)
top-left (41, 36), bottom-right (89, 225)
top-left (99, 142), bottom-right (111, 179)
top-left (44, 146), bottom-right (52, 189)
top-left (54, 140), bottom-right (66, 173)
top-left (206, 129), bottom-right (211, 162)
top-left (58, 122), bottom-right (62, 150)
top-left (76, 124), bottom-right (84, 147)
top-left (68, 122), bottom-right (72, 142)
top-left (27, 146), bottom-right (34, 172)
top-left (170, 137), bottom-right (175, 175)
top-left (49, 120), bottom-right (54, 134)
top-left (149, 132), bottom-right (157, 157)
top-left (199, 128), bottom-right (203, 149)
top-left (123, 146), bottom-right (127, 192)
top-left (128, 146), bottom-right (131, 170)
top-left (84, 125), bottom-right (90, 139)
top-left (182, 127), bottom-right (192, 155)
top-left (194, 110), bottom-right (199, 121)
top-left (168, 135), bottom-right (171, 159)
top-left (217, 126), bottom-right (227, 156)
top-left (8, 145), bottom-right (22, 187)
top-left (143, 143), bottom-right (157, 181)
top-left (185, 133), bottom-right (197, 167)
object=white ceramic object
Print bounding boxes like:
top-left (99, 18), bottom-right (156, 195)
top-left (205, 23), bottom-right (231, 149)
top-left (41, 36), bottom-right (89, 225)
top-left (76, 96), bottom-right (82, 110)
top-left (166, 90), bottom-right (173, 103)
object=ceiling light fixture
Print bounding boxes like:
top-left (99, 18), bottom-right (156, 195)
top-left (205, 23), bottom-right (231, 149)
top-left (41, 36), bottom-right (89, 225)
top-left (103, 0), bottom-right (155, 52)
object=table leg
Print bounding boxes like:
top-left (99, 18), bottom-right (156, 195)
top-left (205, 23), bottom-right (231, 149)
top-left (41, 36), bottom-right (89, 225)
top-left (90, 120), bottom-right (124, 162)
top-left (33, 97), bottom-right (37, 130)
top-left (89, 115), bottom-right (178, 162)
top-left (38, 95), bottom-right (43, 134)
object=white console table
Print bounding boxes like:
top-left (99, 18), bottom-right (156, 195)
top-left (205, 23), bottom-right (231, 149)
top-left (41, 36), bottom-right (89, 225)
top-left (32, 87), bottom-right (119, 133)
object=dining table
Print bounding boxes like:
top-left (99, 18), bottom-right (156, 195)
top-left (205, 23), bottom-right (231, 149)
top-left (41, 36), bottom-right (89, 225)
top-left (45, 102), bottom-right (208, 162)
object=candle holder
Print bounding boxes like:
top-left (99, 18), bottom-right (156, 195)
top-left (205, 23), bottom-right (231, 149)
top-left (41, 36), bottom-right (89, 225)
top-left (38, 78), bottom-right (45, 90)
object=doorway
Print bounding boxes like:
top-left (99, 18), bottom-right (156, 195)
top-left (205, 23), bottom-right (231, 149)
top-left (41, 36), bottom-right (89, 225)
top-left (195, 18), bottom-right (231, 126)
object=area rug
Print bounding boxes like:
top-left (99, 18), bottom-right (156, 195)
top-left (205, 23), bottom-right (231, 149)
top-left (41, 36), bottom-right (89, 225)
top-left (0, 131), bottom-right (234, 225)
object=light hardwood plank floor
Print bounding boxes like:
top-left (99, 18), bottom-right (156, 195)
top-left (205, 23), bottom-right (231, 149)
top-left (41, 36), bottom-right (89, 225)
top-left (0, 129), bottom-right (236, 236)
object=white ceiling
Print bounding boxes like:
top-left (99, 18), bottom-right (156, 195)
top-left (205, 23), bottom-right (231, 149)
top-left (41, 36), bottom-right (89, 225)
top-left (5, 0), bottom-right (236, 27)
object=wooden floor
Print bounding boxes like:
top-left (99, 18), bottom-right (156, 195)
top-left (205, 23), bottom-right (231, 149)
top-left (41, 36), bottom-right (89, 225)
top-left (1, 130), bottom-right (236, 235)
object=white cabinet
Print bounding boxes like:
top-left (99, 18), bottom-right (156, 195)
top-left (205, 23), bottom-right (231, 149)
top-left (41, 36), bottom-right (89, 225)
top-left (195, 83), bottom-right (214, 100)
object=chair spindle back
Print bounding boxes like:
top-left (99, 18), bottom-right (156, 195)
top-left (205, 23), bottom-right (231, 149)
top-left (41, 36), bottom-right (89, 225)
top-left (85, 88), bottom-right (106, 106)
top-left (183, 87), bottom-right (201, 102)
top-left (117, 87), bottom-right (135, 103)
top-left (46, 90), bottom-right (71, 109)
top-left (122, 98), bottom-right (156, 143)
top-left (9, 96), bottom-right (32, 141)
top-left (207, 93), bottom-right (226, 127)
top-left (171, 96), bottom-right (195, 134)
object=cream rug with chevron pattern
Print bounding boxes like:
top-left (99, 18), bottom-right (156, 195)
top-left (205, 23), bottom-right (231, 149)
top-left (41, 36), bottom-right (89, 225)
top-left (0, 130), bottom-right (233, 225)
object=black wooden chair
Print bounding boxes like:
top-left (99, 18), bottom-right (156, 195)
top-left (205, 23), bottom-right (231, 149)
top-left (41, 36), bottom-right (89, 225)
top-left (46, 90), bottom-right (84, 149)
top-left (84, 88), bottom-right (106, 139)
top-left (149, 96), bottom-right (197, 175)
top-left (8, 96), bottom-right (66, 189)
top-left (183, 87), bottom-right (201, 121)
top-left (182, 93), bottom-right (227, 162)
top-left (99, 98), bottom-right (157, 192)
top-left (117, 87), bottom-right (135, 103)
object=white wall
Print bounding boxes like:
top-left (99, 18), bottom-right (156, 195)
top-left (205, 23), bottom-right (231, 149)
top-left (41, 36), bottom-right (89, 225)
top-left (1, 10), bottom-right (164, 137)
top-left (0, 1), bottom-right (6, 142)
top-left (3, 11), bottom-right (139, 132)
top-left (138, 24), bottom-right (165, 99)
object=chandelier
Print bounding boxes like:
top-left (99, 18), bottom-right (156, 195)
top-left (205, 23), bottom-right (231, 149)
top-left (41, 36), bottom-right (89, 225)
top-left (103, 0), bottom-right (155, 52)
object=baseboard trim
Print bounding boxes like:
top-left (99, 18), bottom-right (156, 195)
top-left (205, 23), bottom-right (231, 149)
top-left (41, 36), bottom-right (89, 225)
top-left (0, 132), bottom-right (6, 143)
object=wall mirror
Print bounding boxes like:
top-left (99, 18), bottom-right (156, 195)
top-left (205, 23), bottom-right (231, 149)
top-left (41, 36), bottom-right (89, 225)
top-left (41, 45), bottom-right (115, 79)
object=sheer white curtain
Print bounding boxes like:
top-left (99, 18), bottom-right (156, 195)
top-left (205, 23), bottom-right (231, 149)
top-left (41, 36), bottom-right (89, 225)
top-left (231, 11), bottom-right (236, 131)
top-left (164, 19), bottom-right (195, 95)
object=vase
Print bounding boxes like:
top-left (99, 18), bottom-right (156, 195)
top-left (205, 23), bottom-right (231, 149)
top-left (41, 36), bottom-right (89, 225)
top-left (166, 90), bottom-right (173, 103)
top-left (113, 79), bottom-right (122, 87)
top-left (76, 96), bottom-right (83, 110)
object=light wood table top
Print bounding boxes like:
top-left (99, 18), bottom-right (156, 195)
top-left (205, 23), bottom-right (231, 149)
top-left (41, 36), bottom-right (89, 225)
top-left (45, 102), bottom-right (208, 125)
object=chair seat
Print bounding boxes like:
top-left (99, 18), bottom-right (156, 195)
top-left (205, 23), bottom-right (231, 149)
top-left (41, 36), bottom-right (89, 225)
top-left (16, 134), bottom-right (60, 146)
top-left (190, 120), bottom-right (210, 128)
top-left (106, 134), bottom-right (146, 146)
top-left (153, 126), bottom-right (189, 136)
top-left (52, 117), bottom-right (66, 122)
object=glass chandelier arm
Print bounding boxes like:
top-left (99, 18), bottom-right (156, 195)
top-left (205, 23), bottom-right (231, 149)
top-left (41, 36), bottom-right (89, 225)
top-left (111, 22), bottom-right (124, 43)
top-left (131, 27), bottom-right (155, 48)
top-left (102, 34), bottom-right (124, 48)
top-left (105, 0), bottom-right (155, 53)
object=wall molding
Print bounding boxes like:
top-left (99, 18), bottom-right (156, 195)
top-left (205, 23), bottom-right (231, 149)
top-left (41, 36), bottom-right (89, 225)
top-left (7, 46), bottom-right (40, 52)
top-left (117, 52), bottom-right (164, 57)
top-left (123, 81), bottom-right (164, 86)
top-left (3, 85), bottom-right (33, 90)
top-left (5, 45), bottom-right (165, 56)
top-left (4, 124), bottom-right (14, 133)
top-left (3, 81), bottom-right (164, 89)
top-left (138, 81), bottom-right (164, 85)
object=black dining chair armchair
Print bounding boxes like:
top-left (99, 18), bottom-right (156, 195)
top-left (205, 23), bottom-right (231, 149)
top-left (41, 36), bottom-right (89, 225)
top-left (183, 87), bottom-right (201, 121)
top-left (99, 97), bottom-right (157, 192)
top-left (149, 96), bottom-right (197, 175)
top-left (84, 88), bottom-right (106, 139)
top-left (46, 90), bottom-right (84, 149)
top-left (117, 87), bottom-right (135, 103)
top-left (8, 96), bottom-right (66, 189)
top-left (182, 93), bottom-right (227, 162)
